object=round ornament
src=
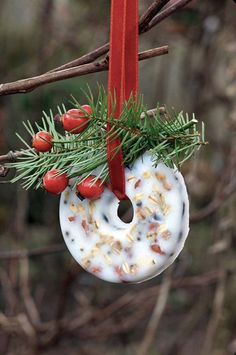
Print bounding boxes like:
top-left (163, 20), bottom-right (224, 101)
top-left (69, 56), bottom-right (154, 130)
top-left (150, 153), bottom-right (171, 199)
top-left (59, 153), bottom-right (189, 283)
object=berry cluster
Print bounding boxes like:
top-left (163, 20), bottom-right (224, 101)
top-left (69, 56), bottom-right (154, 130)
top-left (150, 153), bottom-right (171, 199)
top-left (32, 105), bottom-right (104, 200)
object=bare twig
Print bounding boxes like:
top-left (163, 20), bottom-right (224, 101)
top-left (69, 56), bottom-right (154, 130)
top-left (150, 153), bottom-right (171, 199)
top-left (0, 268), bottom-right (227, 349)
top-left (138, 268), bottom-right (172, 355)
top-left (0, 0), bottom-right (192, 97)
top-left (49, 43), bottom-right (110, 73)
top-left (0, 150), bottom-right (25, 163)
top-left (163, 297), bottom-right (209, 355)
top-left (0, 46), bottom-right (168, 96)
top-left (0, 268), bottom-right (17, 313)
top-left (0, 244), bottom-right (65, 261)
top-left (46, 0), bottom-right (171, 73)
top-left (191, 145), bottom-right (236, 223)
top-left (200, 271), bottom-right (226, 355)
top-left (139, 0), bottom-right (171, 33)
top-left (144, 0), bottom-right (194, 32)
top-left (190, 180), bottom-right (236, 222)
top-left (19, 257), bottom-right (41, 329)
top-left (0, 165), bottom-right (9, 177)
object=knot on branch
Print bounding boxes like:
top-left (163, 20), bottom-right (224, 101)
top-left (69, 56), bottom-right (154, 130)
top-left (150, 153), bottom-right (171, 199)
top-left (7, 150), bottom-right (17, 162)
top-left (0, 165), bottom-right (10, 177)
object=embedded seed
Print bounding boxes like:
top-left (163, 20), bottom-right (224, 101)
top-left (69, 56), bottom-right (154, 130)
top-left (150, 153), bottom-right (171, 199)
top-left (134, 193), bottom-right (144, 201)
top-left (134, 179), bottom-right (142, 189)
top-left (88, 201), bottom-right (95, 223)
top-left (130, 225), bottom-right (137, 234)
top-left (147, 233), bottom-right (156, 240)
top-left (94, 220), bottom-right (100, 229)
top-left (91, 266), bottom-right (102, 274)
top-left (104, 254), bottom-right (112, 265)
top-left (81, 219), bottom-right (89, 232)
top-left (148, 196), bottom-right (159, 205)
top-left (155, 172), bottom-right (165, 181)
top-left (91, 247), bottom-right (100, 256)
top-left (161, 230), bottom-right (171, 240)
top-left (70, 203), bottom-right (78, 214)
top-left (163, 205), bottom-right (171, 215)
top-left (137, 256), bottom-right (153, 266)
top-left (82, 258), bottom-right (91, 269)
top-left (64, 191), bottom-right (70, 199)
top-left (130, 264), bottom-right (138, 274)
top-left (137, 208), bottom-right (146, 220)
top-left (158, 224), bottom-right (168, 234)
top-left (78, 204), bottom-right (85, 214)
top-left (122, 262), bottom-right (130, 274)
top-left (163, 181), bottom-right (172, 191)
top-left (145, 206), bottom-right (154, 215)
top-left (127, 234), bottom-right (134, 242)
top-left (111, 241), bottom-right (122, 255)
top-left (159, 193), bottom-right (166, 206)
top-left (114, 265), bottom-right (123, 277)
top-left (150, 244), bottom-right (166, 255)
top-left (143, 171), bottom-right (152, 179)
top-left (152, 185), bottom-right (160, 193)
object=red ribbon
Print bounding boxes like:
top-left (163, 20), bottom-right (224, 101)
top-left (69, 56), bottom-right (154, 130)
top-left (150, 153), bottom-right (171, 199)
top-left (107, 0), bottom-right (138, 200)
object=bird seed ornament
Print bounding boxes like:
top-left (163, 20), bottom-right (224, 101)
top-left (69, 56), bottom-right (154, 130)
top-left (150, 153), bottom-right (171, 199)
top-left (59, 153), bottom-right (189, 283)
top-left (6, 0), bottom-right (206, 283)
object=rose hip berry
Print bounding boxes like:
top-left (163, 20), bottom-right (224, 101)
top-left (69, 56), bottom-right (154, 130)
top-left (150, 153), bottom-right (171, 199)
top-left (61, 105), bottom-right (92, 134)
top-left (32, 131), bottom-right (53, 152)
top-left (43, 169), bottom-right (69, 194)
top-left (76, 175), bottom-right (104, 200)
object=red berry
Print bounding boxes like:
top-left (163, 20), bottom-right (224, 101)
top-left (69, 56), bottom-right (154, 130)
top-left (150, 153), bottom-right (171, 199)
top-left (43, 169), bottom-right (69, 194)
top-left (80, 105), bottom-right (92, 115)
top-left (76, 176), bottom-right (104, 200)
top-left (32, 131), bottom-right (53, 152)
top-left (61, 105), bottom-right (92, 134)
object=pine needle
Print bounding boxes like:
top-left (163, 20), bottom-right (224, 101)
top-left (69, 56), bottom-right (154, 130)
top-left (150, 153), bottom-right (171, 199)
top-left (6, 86), bottom-right (206, 190)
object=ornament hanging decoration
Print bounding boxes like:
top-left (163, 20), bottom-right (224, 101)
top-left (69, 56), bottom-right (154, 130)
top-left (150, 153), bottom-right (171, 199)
top-left (5, 0), bottom-right (207, 284)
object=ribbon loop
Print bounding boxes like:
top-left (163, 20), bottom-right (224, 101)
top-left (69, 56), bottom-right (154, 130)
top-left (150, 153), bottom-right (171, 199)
top-left (107, 0), bottom-right (138, 200)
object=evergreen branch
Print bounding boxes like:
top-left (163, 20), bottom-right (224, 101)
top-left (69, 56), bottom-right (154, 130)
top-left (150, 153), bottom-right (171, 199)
top-left (4, 88), bottom-right (206, 190)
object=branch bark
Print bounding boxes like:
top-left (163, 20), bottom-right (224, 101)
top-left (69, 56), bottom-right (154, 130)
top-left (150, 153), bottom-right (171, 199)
top-left (0, 0), bottom-right (193, 97)
top-left (138, 268), bottom-right (172, 355)
top-left (0, 46), bottom-right (168, 96)
top-left (0, 244), bottom-right (65, 260)
top-left (139, 0), bottom-right (171, 33)
top-left (40, 0), bottom-right (172, 73)
top-left (144, 0), bottom-right (194, 32)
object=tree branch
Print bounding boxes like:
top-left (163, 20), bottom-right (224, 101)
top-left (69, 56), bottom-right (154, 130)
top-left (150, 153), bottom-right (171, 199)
top-left (0, 0), bottom-right (193, 97)
top-left (139, 0), bottom-right (171, 33)
top-left (138, 268), bottom-right (172, 355)
top-left (46, 0), bottom-right (171, 73)
top-left (190, 180), bottom-right (236, 223)
top-left (143, 0), bottom-right (194, 32)
top-left (0, 46), bottom-right (168, 96)
top-left (0, 244), bottom-right (65, 261)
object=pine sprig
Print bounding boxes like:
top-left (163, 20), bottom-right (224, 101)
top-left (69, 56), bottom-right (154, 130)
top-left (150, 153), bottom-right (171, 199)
top-left (6, 87), bottom-right (206, 190)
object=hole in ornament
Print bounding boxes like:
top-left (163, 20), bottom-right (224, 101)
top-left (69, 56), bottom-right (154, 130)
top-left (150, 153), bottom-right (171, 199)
top-left (117, 198), bottom-right (134, 223)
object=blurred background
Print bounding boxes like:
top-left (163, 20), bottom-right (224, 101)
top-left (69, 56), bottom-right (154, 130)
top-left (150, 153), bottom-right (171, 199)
top-left (0, 0), bottom-right (236, 354)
